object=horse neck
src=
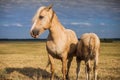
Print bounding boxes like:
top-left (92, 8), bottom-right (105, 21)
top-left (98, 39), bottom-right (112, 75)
top-left (49, 14), bottom-right (65, 40)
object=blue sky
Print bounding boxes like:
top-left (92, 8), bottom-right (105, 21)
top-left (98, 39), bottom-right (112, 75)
top-left (0, 0), bottom-right (120, 39)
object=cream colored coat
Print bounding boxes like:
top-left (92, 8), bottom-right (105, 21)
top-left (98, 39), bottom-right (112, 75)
top-left (30, 5), bottom-right (78, 80)
top-left (76, 33), bottom-right (100, 80)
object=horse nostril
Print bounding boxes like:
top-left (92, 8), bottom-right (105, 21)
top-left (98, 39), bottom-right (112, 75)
top-left (32, 29), bottom-right (39, 36)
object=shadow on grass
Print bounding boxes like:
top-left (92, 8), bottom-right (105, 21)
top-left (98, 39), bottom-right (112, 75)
top-left (6, 67), bottom-right (60, 80)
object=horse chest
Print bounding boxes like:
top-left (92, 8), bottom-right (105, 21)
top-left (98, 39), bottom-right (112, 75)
top-left (46, 41), bottom-right (66, 56)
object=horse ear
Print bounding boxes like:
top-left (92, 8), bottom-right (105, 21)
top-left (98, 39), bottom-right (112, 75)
top-left (47, 4), bottom-right (53, 10)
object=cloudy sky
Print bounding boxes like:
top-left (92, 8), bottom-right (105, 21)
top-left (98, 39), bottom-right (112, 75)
top-left (0, 0), bottom-right (120, 39)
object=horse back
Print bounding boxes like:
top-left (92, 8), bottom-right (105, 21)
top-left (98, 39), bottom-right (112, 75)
top-left (65, 29), bottom-right (78, 56)
top-left (66, 29), bottom-right (78, 43)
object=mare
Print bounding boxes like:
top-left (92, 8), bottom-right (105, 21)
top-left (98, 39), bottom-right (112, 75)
top-left (30, 5), bottom-right (78, 80)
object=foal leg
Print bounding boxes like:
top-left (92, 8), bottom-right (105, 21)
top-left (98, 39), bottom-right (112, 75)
top-left (85, 60), bottom-right (91, 80)
top-left (62, 57), bottom-right (67, 80)
top-left (93, 52), bottom-right (99, 80)
top-left (76, 57), bottom-right (81, 80)
top-left (48, 54), bottom-right (55, 80)
top-left (66, 57), bottom-right (73, 80)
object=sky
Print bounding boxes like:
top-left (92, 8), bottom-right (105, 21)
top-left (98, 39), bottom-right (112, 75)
top-left (0, 0), bottom-right (120, 39)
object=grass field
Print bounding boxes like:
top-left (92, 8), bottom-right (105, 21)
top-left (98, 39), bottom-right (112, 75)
top-left (0, 41), bottom-right (120, 80)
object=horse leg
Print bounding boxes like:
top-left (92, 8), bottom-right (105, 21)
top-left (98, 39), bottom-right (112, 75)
top-left (93, 51), bottom-right (99, 80)
top-left (62, 57), bottom-right (67, 80)
top-left (85, 60), bottom-right (91, 80)
top-left (48, 54), bottom-right (55, 80)
top-left (66, 57), bottom-right (73, 80)
top-left (45, 56), bottom-right (50, 71)
top-left (76, 57), bottom-right (81, 80)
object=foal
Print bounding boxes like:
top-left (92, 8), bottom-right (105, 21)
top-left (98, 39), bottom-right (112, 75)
top-left (30, 5), bottom-right (78, 80)
top-left (76, 33), bottom-right (100, 80)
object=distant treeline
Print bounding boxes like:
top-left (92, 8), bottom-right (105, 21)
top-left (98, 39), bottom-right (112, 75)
top-left (0, 38), bottom-right (120, 42)
top-left (0, 39), bottom-right (47, 42)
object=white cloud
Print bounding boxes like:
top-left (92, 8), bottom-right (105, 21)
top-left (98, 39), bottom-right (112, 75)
top-left (3, 23), bottom-right (23, 27)
top-left (14, 23), bottom-right (23, 27)
top-left (71, 22), bottom-right (91, 26)
top-left (100, 22), bottom-right (105, 26)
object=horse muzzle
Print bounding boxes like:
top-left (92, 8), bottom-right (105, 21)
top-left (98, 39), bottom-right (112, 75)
top-left (30, 29), bottom-right (39, 38)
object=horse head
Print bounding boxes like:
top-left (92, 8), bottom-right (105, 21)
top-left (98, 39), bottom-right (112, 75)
top-left (30, 4), bottom-right (54, 38)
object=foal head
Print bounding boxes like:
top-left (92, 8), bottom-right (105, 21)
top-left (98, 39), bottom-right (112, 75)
top-left (30, 4), bottom-right (54, 38)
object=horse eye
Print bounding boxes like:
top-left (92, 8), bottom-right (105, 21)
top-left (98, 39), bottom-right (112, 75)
top-left (39, 16), bottom-right (44, 19)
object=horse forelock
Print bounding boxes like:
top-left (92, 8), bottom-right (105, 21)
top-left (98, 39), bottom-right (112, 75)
top-left (37, 6), bottom-right (46, 14)
top-left (32, 6), bottom-right (46, 22)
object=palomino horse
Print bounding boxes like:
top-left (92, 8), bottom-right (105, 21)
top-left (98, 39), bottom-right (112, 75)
top-left (76, 33), bottom-right (100, 80)
top-left (30, 4), bottom-right (78, 80)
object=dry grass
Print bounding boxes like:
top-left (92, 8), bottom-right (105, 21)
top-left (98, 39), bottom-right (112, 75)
top-left (0, 41), bottom-right (120, 80)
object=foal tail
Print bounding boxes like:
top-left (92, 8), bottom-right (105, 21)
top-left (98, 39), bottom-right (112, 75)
top-left (88, 36), bottom-right (95, 57)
